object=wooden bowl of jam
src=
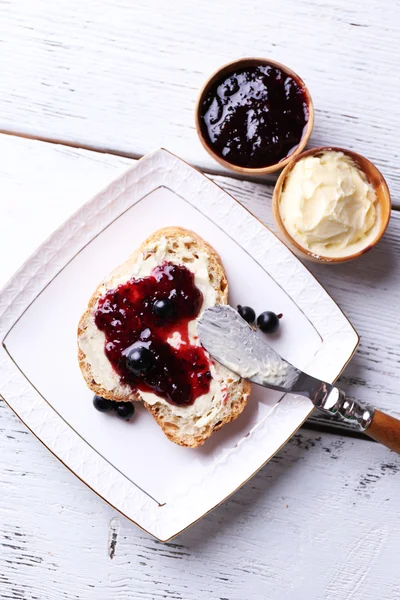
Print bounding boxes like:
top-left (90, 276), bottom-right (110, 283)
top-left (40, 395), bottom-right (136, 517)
top-left (195, 58), bottom-right (314, 175)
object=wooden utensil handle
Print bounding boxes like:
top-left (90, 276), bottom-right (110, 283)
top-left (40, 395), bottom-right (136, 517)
top-left (365, 410), bottom-right (400, 453)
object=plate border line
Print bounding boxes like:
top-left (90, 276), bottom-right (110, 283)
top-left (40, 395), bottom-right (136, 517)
top-left (2, 182), bottom-right (324, 508)
top-left (0, 148), bottom-right (360, 541)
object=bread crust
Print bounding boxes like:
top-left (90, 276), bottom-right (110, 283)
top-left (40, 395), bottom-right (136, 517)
top-left (78, 227), bottom-right (251, 447)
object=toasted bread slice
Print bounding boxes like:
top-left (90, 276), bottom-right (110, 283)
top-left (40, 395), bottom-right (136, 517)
top-left (78, 227), bottom-right (251, 448)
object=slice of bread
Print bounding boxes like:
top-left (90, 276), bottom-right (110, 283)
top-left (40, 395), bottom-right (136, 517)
top-left (78, 227), bottom-right (251, 448)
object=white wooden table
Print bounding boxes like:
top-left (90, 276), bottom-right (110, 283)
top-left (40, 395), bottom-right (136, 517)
top-left (1, 2), bottom-right (400, 598)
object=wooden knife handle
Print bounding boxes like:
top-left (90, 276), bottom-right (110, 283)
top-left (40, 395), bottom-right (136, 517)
top-left (365, 410), bottom-right (400, 453)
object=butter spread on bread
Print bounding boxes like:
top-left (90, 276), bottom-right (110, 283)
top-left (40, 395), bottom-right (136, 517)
top-left (78, 227), bottom-right (251, 447)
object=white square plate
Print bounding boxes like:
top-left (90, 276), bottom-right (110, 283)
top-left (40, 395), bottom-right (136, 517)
top-left (0, 149), bottom-right (358, 541)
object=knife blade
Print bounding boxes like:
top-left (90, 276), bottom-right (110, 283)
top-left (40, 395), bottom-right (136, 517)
top-left (198, 305), bottom-right (400, 453)
top-left (198, 305), bottom-right (372, 427)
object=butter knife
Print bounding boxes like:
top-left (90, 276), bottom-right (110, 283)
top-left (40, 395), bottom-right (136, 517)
top-left (198, 305), bottom-right (400, 453)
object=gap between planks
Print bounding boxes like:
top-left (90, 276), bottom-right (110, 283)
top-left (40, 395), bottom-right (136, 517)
top-left (0, 129), bottom-right (277, 187)
top-left (1, 129), bottom-right (397, 207)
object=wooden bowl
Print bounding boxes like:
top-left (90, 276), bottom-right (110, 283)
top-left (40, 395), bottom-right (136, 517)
top-left (195, 58), bottom-right (314, 175)
top-left (272, 146), bottom-right (391, 263)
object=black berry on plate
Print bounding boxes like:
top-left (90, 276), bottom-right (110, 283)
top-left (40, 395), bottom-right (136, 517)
top-left (93, 395), bottom-right (115, 413)
top-left (125, 345), bottom-right (153, 376)
top-left (115, 402), bottom-right (135, 420)
top-left (257, 311), bottom-right (280, 334)
top-left (237, 305), bottom-right (256, 324)
top-left (153, 298), bottom-right (174, 318)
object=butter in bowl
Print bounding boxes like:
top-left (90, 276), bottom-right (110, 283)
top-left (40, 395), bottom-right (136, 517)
top-left (272, 147), bottom-right (391, 263)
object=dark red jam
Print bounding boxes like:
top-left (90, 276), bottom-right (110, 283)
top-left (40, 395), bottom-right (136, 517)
top-left (94, 263), bottom-right (212, 406)
top-left (200, 64), bottom-right (309, 168)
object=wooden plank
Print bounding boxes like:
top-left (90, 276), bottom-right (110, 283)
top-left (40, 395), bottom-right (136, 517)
top-left (1, 134), bottom-right (398, 429)
top-left (1, 397), bottom-right (400, 600)
top-left (1, 0), bottom-right (400, 204)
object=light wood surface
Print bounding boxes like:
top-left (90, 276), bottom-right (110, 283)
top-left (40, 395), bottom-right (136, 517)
top-left (1, 2), bottom-right (400, 598)
top-left (2, 397), bottom-right (400, 600)
top-left (1, 0), bottom-right (400, 202)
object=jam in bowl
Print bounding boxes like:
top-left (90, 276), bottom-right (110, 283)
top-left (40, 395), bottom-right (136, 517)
top-left (195, 58), bottom-right (314, 175)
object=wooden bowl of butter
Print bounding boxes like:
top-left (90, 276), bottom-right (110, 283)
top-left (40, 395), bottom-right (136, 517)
top-left (272, 147), bottom-right (391, 263)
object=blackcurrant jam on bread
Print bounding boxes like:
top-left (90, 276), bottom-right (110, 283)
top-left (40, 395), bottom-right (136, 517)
top-left (78, 227), bottom-right (251, 448)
